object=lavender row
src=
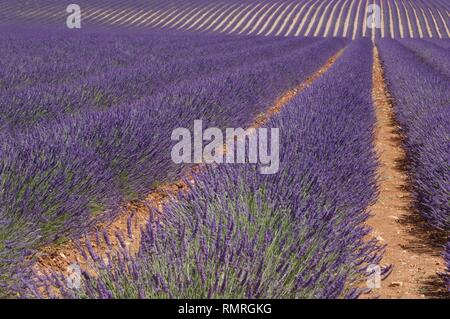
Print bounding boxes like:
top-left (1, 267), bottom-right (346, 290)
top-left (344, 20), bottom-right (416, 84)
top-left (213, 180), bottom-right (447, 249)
top-left (0, 30), bottom-right (279, 101)
top-left (0, 35), bottom-right (315, 130)
top-left (0, 30), bottom-right (258, 95)
top-left (0, 29), bottom-right (280, 93)
top-left (377, 39), bottom-right (450, 232)
top-left (378, 40), bottom-right (449, 292)
top-left (0, 37), bottom-right (346, 294)
top-left (426, 39), bottom-right (450, 49)
top-left (400, 39), bottom-right (450, 78)
top-left (3, 0), bottom-right (449, 38)
top-left (23, 39), bottom-right (385, 299)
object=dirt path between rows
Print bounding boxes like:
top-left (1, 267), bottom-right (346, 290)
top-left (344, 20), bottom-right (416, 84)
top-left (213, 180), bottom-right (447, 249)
top-left (34, 48), bottom-right (345, 279)
top-left (363, 47), bottom-right (448, 299)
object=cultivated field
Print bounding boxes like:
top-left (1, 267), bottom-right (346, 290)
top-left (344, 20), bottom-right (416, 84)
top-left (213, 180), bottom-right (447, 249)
top-left (1, 0), bottom-right (449, 39)
top-left (0, 0), bottom-right (449, 299)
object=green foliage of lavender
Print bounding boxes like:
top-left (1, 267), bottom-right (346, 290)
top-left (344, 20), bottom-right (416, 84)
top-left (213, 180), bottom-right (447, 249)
top-left (84, 183), bottom-right (338, 299)
top-left (26, 167), bottom-right (379, 299)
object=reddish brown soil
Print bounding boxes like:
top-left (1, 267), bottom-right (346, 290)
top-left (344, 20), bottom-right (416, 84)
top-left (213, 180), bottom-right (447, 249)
top-left (34, 49), bottom-right (345, 280)
top-left (363, 47), bottom-right (448, 299)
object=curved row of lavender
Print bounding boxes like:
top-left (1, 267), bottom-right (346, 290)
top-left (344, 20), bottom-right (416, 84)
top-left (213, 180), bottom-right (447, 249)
top-left (2, 0), bottom-right (448, 38)
top-left (23, 39), bottom-right (385, 299)
top-left (0, 29), bottom-right (347, 295)
top-left (377, 39), bottom-right (450, 288)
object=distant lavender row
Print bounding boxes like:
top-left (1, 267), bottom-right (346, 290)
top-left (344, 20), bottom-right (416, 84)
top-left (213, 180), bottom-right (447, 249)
top-left (23, 39), bottom-right (385, 299)
top-left (2, 0), bottom-right (449, 38)
top-left (0, 35), bottom-right (316, 130)
top-left (400, 39), bottom-right (450, 77)
top-left (0, 31), bottom-right (301, 129)
top-left (377, 39), bottom-right (450, 232)
top-left (426, 39), bottom-right (450, 49)
top-left (0, 31), bottom-right (346, 294)
top-left (0, 30), bottom-right (281, 93)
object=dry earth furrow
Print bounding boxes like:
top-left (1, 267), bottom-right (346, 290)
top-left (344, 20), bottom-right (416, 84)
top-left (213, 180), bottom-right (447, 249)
top-left (364, 47), bottom-right (448, 299)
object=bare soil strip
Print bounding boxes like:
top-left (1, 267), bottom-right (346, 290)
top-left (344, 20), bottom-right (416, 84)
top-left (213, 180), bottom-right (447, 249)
top-left (285, 0), bottom-right (311, 36)
top-left (295, 1), bottom-right (317, 36)
top-left (362, 0), bottom-right (369, 38)
top-left (221, 3), bottom-right (252, 33)
top-left (304, 0), bottom-right (326, 36)
top-left (420, 8), bottom-right (433, 38)
top-left (351, 0), bottom-right (363, 40)
top-left (332, 0), bottom-right (350, 37)
top-left (393, 0), bottom-right (404, 38)
top-left (364, 47), bottom-right (448, 299)
top-left (436, 10), bottom-right (450, 38)
top-left (265, 2), bottom-right (294, 36)
top-left (428, 8), bottom-right (442, 39)
top-left (342, 0), bottom-right (356, 37)
top-left (324, 0), bottom-right (342, 38)
top-left (34, 49), bottom-right (345, 278)
top-left (401, 0), bottom-right (414, 38)
top-left (275, 2), bottom-right (302, 36)
top-left (228, 2), bottom-right (263, 34)
top-left (387, 0), bottom-right (395, 38)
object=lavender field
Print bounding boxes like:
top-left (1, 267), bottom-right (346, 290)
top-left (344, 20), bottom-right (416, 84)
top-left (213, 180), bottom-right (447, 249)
top-left (0, 1), bottom-right (449, 300)
top-left (2, 0), bottom-right (450, 39)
